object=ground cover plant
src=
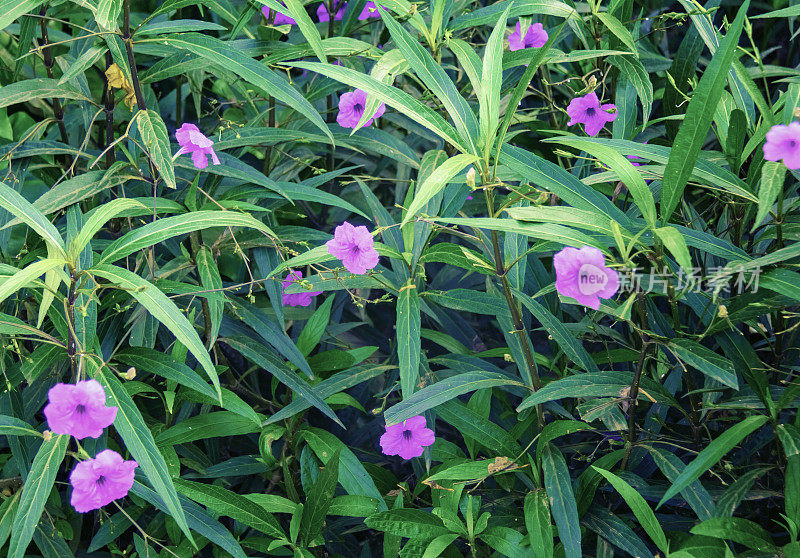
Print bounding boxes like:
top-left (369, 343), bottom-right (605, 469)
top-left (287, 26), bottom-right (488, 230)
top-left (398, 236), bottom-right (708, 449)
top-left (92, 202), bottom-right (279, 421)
top-left (0, 0), bottom-right (799, 555)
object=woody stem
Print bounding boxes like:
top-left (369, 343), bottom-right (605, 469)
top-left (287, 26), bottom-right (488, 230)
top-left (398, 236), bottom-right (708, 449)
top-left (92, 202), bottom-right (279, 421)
top-left (39, 5), bottom-right (69, 164)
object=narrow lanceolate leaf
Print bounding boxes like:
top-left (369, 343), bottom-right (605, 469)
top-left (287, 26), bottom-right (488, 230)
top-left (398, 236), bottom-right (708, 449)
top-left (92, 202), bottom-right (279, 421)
top-left (524, 490), bottom-right (554, 558)
top-left (70, 198), bottom-right (147, 259)
top-left (753, 161), bottom-right (786, 230)
top-left (659, 0), bottom-right (751, 223)
top-left (653, 226), bottom-right (693, 273)
top-left (89, 360), bottom-right (194, 544)
top-left (541, 444), bottom-right (581, 558)
top-left (397, 280), bottom-right (421, 398)
top-left (0, 259), bottom-right (65, 307)
top-left (402, 153), bottom-right (477, 226)
top-left (90, 264), bottom-right (221, 399)
top-left (273, 0), bottom-right (326, 63)
top-left (299, 448), bottom-right (340, 544)
top-left (668, 339), bottom-right (737, 390)
top-left (0, 0), bottom-right (40, 30)
top-left (378, 8), bottom-right (480, 154)
top-left (550, 137), bottom-right (656, 229)
top-left (98, 210), bottom-right (275, 264)
top-left (690, 517), bottom-right (777, 552)
top-left (8, 434), bottom-right (69, 558)
top-left (593, 468), bottom-right (669, 553)
top-left (137, 110), bottom-right (177, 190)
top-left (0, 78), bottom-right (94, 109)
top-left (596, 13), bottom-right (637, 54)
top-left (222, 336), bottom-right (343, 428)
top-left (478, 5), bottom-right (512, 154)
top-left (195, 247), bottom-right (223, 348)
top-left (93, 0), bottom-right (123, 30)
top-left (658, 414), bottom-right (769, 507)
top-left (173, 479), bottom-right (284, 539)
top-left (289, 61), bottom-right (466, 151)
top-left (0, 180), bottom-right (65, 254)
top-left (384, 371), bottom-right (524, 425)
top-left (161, 34), bottom-right (332, 142)
top-left (0, 416), bottom-right (42, 438)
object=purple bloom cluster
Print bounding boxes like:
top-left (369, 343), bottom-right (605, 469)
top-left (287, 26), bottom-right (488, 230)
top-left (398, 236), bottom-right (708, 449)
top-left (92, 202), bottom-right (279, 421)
top-left (380, 415), bottom-right (435, 459)
top-left (508, 22), bottom-right (548, 50)
top-left (326, 221), bottom-right (380, 274)
top-left (282, 269), bottom-right (322, 307)
top-left (764, 121), bottom-right (800, 169)
top-left (554, 246), bottom-right (619, 310)
top-left (43, 379), bottom-right (137, 513)
top-left (175, 123), bottom-right (220, 169)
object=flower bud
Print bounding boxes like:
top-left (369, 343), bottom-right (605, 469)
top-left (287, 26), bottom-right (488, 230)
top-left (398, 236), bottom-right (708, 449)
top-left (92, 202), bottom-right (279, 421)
top-left (43, 430), bottom-right (52, 442)
top-left (466, 167), bottom-right (476, 189)
top-left (124, 367), bottom-right (136, 380)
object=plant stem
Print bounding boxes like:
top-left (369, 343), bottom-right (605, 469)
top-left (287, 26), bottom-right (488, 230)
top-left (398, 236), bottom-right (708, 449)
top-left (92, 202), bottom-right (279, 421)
top-left (621, 331), bottom-right (649, 470)
top-left (66, 272), bottom-right (79, 379)
top-left (102, 51), bottom-right (116, 167)
top-left (481, 171), bottom-right (543, 427)
top-left (39, 5), bottom-right (69, 159)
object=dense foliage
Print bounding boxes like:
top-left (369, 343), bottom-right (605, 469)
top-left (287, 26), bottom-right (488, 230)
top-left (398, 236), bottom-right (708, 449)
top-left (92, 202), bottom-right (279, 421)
top-left (1, 0), bottom-right (799, 556)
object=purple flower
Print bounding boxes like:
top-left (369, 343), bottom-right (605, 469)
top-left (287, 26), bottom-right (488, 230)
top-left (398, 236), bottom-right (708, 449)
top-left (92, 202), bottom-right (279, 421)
top-left (380, 415), bottom-right (435, 459)
top-left (553, 246), bottom-right (619, 310)
top-left (566, 92), bottom-right (618, 137)
top-left (763, 121), bottom-right (800, 170)
top-left (325, 221), bottom-right (379, 274)
top-left (336, 89), bottom-right (386, 129)
top-left (282, 269), bottom-right (322, 307)
top-left (262, 3), bottom-right (296, 25)
top-left (43, 379), bottom-right (117, 440)
top-left (358, 1), bottom-right (382, 19)
top-left (175, 123), bottom-right (220, 169)
top-left (70, 450), bottom-right (138, 513)
top-left (508, 22), bottom-right (548, 51)
top-left (317, 1), bottom-right (346, 22)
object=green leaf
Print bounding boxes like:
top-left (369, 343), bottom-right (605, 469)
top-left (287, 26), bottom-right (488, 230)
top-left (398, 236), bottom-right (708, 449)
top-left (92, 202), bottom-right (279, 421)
top-left (501, 145), bottom-right (631, 226)
top-left (593, 467), bottom-right (668, 553)
top-left (513, 289), bottom-right (599, 374)
top-left (648, 447), bottom-right (715, 521)
top-left (0, 0), bottom-right (39, 29)
top-left (89, 361), bottom-right (194, 544)
top-left (541, 444), bottom-right (581, 558)
top-left (437, 399), bottom-right (521, 456)
top-left (70, 198), bottom-right (147, 259)
top-left (397, 280), bottom-right (422, 399)
top-left (551, 136), bottom-right (655, 229)
top-left (690, 517), bottom-right (776, 552)
top-left (222, 336), bottom-right (343, 428)
top-left (754, 161), bottom-right (786, 229)
top-left (0, 259), bottom-right (65, 307)
top-left (403, 153), bottom-right (477, 226)
top-left (478, 5), bottom-right (512, 153)
top-left (93, 0), bottom-right (123, 30)
top-left (422, 534), bottom-right (460, 558)
top-left (296, 295), bottom-right (334, 358)
top-left (658, 414), bottom-right (769, 507)
top-left (777, 424), bottom-right (800, 458)
top-left (659, 0), bottom-right (751, 223)
top-left (0, 180), bottom-right (65, 254)
top-left (379, 8), bottom-right (479, 154)
top-left (273, 0), bottom-right (327, 63)
top-left (301, 427), bottom-right (387, 510)
top-left (0, 78), bottom-right (94, 109)
top-left (668, 339), bottom-right (737, 389)
top-left (290, 60), bottom-right (466, 151)
top-left (0, 416), bottom-right (42, 438)
top-left (156, 411), bottom-right (260, 446)
top-left (162, 34), bottom-right (332, 142)
top-left (8, 435), bottom-right (68, 558)
top-left (596, 13), bottom-right (637, 54)
top-left (136, 110), bottom-right (176, 190)
top-left (524, 490), bottom-right (554, 558)
top-left (384, 371), bottom-right (524, 425)
top-left (299, 448), bottom-right (340, 543)
top-left (365, 509), bottom-right (450, 541)
top-left (653, 226), bottom-right (693, 273)
top-left (98, 210), bottom-right (275, 265)
top-left (57, 46), bottom-right (106, 85)
top-left (173, 479), bottom-right (284, 539)
top-left (517, 370), bottom-right (674, 411)
top-left (91, 264), bottom-right (220, 399)
top-left (195, 246), bottom-right (223, 348)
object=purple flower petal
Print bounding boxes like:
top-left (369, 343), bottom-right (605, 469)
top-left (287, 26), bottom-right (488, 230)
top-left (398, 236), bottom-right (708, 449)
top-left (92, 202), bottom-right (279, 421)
top-left (70, 450), bottom-right (137, 513)
top-left (43, 379), bottom-right (117, 439)
top-left (553, 246), bottom-right (618, 309)
top-left (174, 123), bottom-right (220, 169)
top-left (764, 121), bottom-right (800, 170)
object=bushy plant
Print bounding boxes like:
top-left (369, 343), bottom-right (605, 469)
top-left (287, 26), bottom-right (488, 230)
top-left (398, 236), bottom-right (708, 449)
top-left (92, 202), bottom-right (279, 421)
top-left (0, 0), bottom-right (799, 556)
